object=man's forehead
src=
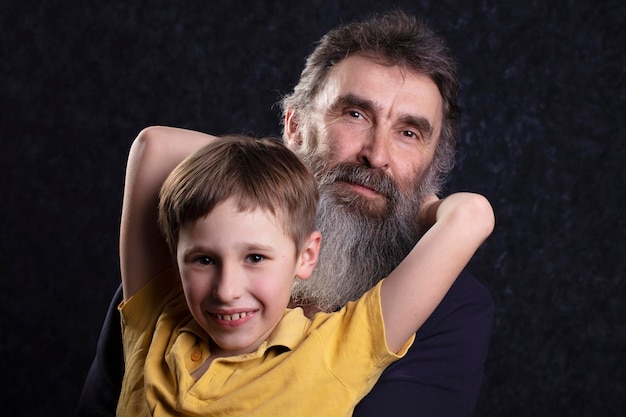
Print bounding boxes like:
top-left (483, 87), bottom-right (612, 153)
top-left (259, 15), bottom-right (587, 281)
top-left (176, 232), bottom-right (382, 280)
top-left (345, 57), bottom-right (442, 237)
top-left (320, 55), bottom-right (443, 129)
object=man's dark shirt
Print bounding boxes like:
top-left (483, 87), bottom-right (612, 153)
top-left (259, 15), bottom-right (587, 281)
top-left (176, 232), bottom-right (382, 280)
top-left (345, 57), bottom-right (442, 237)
top-left (76, 270), bottom-right (493, 417)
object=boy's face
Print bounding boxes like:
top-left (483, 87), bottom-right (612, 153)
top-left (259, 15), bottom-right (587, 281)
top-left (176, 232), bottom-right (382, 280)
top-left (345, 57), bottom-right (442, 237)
top-left (176, 197), bottom-right (319, 356)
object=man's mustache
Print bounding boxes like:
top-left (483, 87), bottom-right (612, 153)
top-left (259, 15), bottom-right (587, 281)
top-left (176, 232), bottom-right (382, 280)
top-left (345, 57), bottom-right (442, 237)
top-left (317, 163), bottom-right (400, 202)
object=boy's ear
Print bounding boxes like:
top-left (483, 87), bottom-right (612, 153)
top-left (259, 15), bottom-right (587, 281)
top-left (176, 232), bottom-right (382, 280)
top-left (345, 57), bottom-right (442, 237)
top-left (295, 231), bottom-right (321, 281)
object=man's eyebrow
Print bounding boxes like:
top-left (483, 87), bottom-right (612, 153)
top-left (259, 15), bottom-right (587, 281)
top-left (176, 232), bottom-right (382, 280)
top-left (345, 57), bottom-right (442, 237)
top-left (332, 93), bottom-right (377, 113)
top-left (399, 114), bottom-right (435, 142)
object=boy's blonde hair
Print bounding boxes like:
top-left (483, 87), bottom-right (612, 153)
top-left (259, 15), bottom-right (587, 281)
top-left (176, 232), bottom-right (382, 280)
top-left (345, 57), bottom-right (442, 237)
top-left (158, 135), bottom-right (319, 257)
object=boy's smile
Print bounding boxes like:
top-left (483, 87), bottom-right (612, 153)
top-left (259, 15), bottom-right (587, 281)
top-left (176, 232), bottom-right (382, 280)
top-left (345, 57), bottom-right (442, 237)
top-left (209, 308), bottom-right (258, 329)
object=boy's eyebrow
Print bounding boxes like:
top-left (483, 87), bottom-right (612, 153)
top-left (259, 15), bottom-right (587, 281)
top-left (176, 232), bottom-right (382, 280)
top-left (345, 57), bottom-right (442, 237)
top-left (240, 242), bottom-right (275, 252)
top-left (333, 93), bottom-right (435, 142)
top-left (181, 242), bottom-right (276, 255)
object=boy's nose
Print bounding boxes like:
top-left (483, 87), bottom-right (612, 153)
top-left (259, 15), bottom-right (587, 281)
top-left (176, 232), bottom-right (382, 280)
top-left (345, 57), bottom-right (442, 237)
top-left (212, 266), bottom-right (244, 302)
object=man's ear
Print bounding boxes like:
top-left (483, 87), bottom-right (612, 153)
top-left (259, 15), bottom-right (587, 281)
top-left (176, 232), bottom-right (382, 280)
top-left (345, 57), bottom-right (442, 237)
top-left (284, 109), bottom-right (301, 147)
top-left (295, 231), bottom-right (321, 281)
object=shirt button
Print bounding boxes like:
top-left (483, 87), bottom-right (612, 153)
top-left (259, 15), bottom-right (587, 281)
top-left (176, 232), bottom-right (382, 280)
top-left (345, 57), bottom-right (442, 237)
top-left (191, 350), bottom-right (202, 361)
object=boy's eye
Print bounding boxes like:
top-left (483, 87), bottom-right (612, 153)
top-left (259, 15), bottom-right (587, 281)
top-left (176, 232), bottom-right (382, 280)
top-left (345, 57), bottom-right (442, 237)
top-left (194, 256), bottom-right (214, 265)
top-left (246, 254), bottom-right (265, 264)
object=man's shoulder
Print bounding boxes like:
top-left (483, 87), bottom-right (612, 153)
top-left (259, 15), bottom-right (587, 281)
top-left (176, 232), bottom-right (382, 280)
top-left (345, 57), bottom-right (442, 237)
top-left (354, 270), bottom-right (494, 416)
top-left (418, 269), bottom-right (494, 340)
top-left (447, 269), bottom-right (493, 308)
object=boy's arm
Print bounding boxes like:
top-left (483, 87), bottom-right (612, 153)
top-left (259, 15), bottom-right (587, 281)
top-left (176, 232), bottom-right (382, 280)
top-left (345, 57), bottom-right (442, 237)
top-left (380, 192), bottom-right (495, 353)
top-left (119, 126), bottom-right (216, 300)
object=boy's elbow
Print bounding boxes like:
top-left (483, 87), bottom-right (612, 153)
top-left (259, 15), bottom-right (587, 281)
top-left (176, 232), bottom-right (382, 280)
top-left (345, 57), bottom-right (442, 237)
top-left (449, 193), bottom-right (495, 239)
top-left (137, 125), bottom-right (168, 140)
top-left (469, 193), bottom-right (495, 238)
top-left (134, 126), bottom-right (168, 148)
top-left (129, 126), bottom-right (173, 158)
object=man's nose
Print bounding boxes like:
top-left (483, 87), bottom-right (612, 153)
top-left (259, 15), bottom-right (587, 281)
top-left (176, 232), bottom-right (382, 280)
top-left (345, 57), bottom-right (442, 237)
top-left (357, 127), bottom-right (390, 169)
top-left (212, 265), bottom-right (244, 302)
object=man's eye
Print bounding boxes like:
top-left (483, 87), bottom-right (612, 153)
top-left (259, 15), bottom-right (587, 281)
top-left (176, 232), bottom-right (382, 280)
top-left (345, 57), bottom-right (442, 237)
top-left (402, 130), bottom-right (421, 140)
top-left (348, 110), bottom-right (363, 119)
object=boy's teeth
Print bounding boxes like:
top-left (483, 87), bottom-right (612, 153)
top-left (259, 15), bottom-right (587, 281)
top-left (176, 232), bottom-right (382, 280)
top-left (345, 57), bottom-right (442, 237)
top-left (217, 312), bottom-right (248, 321)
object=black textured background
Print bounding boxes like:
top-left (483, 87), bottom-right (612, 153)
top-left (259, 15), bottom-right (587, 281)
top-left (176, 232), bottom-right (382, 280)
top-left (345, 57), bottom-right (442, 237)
top-left (2, 1), bottom-right (624, 416)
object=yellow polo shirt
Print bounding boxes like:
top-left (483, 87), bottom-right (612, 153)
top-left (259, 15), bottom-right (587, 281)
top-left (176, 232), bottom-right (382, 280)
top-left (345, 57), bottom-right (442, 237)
top-left (117, 268), bottom-right (414, 417)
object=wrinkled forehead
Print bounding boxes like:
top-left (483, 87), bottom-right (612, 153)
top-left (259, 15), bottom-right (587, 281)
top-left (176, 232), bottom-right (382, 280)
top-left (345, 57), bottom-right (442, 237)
top-left (315, 54), bottom-right (443, 132)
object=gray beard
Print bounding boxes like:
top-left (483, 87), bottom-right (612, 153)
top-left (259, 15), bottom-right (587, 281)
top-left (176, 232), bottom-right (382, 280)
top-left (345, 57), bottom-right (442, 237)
top-left (291, 157), bottom-right (431, 312)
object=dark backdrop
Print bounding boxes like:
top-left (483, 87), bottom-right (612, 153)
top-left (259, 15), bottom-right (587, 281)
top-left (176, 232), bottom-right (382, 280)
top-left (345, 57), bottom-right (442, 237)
top-left (2, 1), bottom-right (624, 416)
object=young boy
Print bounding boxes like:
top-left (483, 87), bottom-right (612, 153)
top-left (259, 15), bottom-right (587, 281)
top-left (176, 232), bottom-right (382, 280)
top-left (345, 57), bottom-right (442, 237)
top-left (117, 134), bottom-right (494, 416)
